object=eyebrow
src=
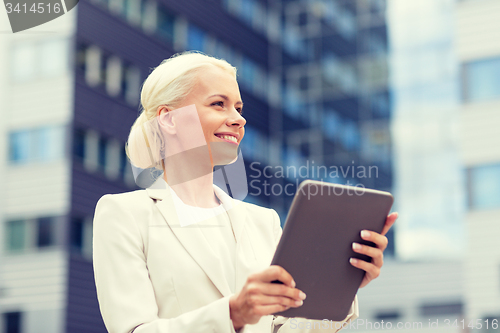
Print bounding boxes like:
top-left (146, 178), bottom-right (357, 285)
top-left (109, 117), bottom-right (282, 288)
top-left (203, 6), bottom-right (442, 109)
top-left (208, 94), bottom-right (244, 106)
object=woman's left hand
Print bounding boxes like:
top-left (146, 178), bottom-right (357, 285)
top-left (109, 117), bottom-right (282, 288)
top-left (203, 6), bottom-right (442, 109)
top-left (349, 212), bottom-right (398, 288)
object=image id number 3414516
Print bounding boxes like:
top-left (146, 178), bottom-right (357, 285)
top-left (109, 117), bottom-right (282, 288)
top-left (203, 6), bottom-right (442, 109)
top-left (5, 2), bottom-right (62, 14)
top-left (443, 318), bottom-right (498, 330)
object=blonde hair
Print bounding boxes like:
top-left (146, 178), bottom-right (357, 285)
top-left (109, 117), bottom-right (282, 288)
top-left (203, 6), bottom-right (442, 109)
top-left (126, 51), bottom-right (237, 170)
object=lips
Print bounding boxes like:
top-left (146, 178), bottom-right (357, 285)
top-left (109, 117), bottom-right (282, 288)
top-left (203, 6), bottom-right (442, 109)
top-left (214, 133), bottom-right (239, 144)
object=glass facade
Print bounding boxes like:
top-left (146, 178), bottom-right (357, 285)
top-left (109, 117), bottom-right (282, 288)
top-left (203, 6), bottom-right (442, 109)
top-left (389, 0), bottom-right (465, 260)
top-left (11, 38), bottom-right (69, 82)
top-left (8, 126), bottom-right (65, 164)
top-left (5, 220), bottom-right (26, 252)
top-left (464, 57), bottom-right (500, 102)
top-left (469, 163), bottom-right (500, 209)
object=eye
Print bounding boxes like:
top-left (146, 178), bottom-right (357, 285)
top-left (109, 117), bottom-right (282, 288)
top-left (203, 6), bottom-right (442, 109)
top-left (211, 101), bottom-right (224, 107)
top-left (236, 107), bottom-right (244, 115)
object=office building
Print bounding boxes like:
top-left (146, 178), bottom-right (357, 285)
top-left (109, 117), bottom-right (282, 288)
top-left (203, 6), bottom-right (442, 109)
top-left (456, 0), bottom-right (500, 323)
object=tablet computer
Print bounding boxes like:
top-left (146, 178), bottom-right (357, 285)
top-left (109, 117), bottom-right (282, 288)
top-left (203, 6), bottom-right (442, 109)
top-left (271, 180), bottom-right (394, 321)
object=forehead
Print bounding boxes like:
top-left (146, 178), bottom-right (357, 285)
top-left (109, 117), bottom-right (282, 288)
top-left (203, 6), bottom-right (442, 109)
top-left (194, 66), bottom-right (240, 96)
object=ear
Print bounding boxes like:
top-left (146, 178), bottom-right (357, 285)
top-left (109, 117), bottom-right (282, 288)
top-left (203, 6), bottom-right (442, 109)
top-left (157, 105), bottom-right (176, 135)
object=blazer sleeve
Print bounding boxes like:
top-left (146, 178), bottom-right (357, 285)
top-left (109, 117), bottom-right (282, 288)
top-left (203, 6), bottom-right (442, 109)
top-left (93, 194), bottom-right (237, 333)
top-left (269, 210), bottom-right (359, 333)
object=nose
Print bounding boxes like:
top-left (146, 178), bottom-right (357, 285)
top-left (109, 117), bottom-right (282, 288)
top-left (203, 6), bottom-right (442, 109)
top-left (227, 108), bottom-right (246, 128)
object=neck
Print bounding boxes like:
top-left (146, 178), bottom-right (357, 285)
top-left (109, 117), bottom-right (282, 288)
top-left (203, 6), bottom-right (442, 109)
top-left (166, 173), bottom-right (219, 208)
top-left (162, 149), bottom-right (219, 208)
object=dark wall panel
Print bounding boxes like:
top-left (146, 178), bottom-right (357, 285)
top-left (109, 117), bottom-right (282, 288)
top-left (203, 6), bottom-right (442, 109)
top-left (66, 255), bottom-right (107, 333)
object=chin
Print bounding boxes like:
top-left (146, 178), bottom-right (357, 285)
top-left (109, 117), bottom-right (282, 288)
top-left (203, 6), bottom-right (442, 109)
top-left (210, 141), bottom-right (239, 166)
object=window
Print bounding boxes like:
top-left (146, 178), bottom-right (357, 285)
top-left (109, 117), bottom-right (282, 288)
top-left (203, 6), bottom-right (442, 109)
top-left (323, 111), bottom-right (341, 141)
top-left (38, 126), bottom-right (65, 161)
top-left (360, 123), bottom-right (391, 166)
top-left (11, 39), bottom-right (69, 82)
top-left (359, 56), bottom-right (388, 90)
top-left (283, 84), bottom-right (303, 119)
top-left (222, 0), bottom-right (268, 36)
top-left (157, 7), bottom-right (175, 41)
top-left (123, 0), bottom-right (142, 26)
top-left (239, 126), bottom-right (268, 163)
top-left (37, 217), bottom-right (54, 247)
top-left (8, 130), bottom-right (31, 163)
top-left (73, 128), bottom-right (86, 160)
top-left (5, 217), bottom-right (56, 253)
top-left (109, 0), bottom-right (124, 15)
top-left (336, 7), bottom-right (356, 40)
top-left (464, 57), bottom-right (500, 102)
top-left (40, 38), bottom-right (69, 77)
top-left (106, 56), bottom-right (123, 97)
top-left (141, 0), bottom-right (157, 33)
top-left (8, 126), bottom-right (65, 164)
top-left (74, 128), bottom-right (136, 186)
top-left (240, 56), bottom-right (256, 90)
top-left (105, 139), bottom-right (122, 180)
top-left (5, 220), bottom-right (26, 252)
top-left (341, 120), bottom-right (360, 151)
top-left (124, 65), bottom-right (141, 106)
top-left (240, 0), bottom-right (256, 25)
top-left (187, 24), bottom-right (206, 51)
top-left (468, 163), bottom-right (500, 209)
top-left (120, 145), bottom-right (130, 179)
top-left (375, 311), bottom-right (400, 321)
top-left (420, 302), bottom-right (463, 317)
top-left (71, 218), bottom-right (93, 258)
top-left (3, 312), bottom-right (22, 333)
top-left (71, 217), bottom-right (83, 250)
top-left (85, 45), bottom-right (102, 86)
top-left (11, 41), bottom-right (36, 82)
top-left (98, 136), bottom-right (108, 171)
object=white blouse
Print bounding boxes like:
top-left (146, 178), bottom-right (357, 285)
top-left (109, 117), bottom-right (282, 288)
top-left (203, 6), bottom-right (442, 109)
top-left (169, 187), bottom-right (237, 293)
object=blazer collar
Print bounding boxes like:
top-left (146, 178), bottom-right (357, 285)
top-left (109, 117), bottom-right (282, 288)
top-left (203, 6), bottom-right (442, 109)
top-left (145, 177), bottom-right (248, 297)
top-left (146, 177), bottom-right (246, 242)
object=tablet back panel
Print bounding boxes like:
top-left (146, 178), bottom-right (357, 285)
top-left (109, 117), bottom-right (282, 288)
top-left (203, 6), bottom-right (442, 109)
top-left (271, 180), bottom-right (393, 321)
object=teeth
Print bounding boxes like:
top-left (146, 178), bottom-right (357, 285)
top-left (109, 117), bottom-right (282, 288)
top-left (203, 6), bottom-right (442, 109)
top-left (219, 135), bottom-right (237, 143)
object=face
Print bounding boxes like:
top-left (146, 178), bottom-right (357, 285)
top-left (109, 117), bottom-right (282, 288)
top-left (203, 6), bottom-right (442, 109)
top-left (162, 65), bottom-right (246, 165)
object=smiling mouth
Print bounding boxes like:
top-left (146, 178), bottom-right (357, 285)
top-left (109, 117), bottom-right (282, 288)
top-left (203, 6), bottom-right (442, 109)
top-left (214, 134), bottom-right (238, 144)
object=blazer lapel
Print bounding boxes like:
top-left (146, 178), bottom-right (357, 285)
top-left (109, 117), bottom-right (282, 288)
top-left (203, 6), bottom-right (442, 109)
top-left (146, 178), bottom-right (245, 298)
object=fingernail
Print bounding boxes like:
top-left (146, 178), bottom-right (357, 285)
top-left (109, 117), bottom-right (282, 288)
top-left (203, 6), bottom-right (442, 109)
top-left (292, 280), bottom-right (296, 288)
top-left (299, 291), bottom-right (306, 300)
top-left (350, 258), bottom-right (358, 264)
top-left (361, 230), bottom-right (370, 238)
top-left (352, 242), bottom-right (361, 250)
top-left (295, 300), bottom-right (303, 306)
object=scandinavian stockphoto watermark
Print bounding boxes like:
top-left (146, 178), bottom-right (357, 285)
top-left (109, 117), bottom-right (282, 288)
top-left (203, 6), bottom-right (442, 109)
top-left (248, 160), bottom-right (379, 198)
top-left (3, 0), bottom-right (78, 33)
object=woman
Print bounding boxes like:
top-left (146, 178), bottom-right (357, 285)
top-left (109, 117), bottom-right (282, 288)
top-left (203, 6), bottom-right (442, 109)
top-left (92, 51), bottom-right (397, 333)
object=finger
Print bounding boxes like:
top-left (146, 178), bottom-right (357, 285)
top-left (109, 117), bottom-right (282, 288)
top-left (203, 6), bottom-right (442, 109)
top-left (352, 242), bottom-right (384, 268)
top-left (258, 265), bottom-right (295, 288)
top-left (256, 293), bottom-right (304, 308)
top-left (259, 281), bottom-right (306, 302)
top-left (380, 212), bottom-right (398, 236)
top-left (360, 230), bottom-right (388, 251)
top-left (349, 257), bottom-right (380, 280)
top-left (258, 304), bottom-right (292, 317)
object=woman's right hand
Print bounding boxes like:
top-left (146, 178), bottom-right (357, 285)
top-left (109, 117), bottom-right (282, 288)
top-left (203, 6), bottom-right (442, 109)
top-left (229, 265), bottom-right (306, 330)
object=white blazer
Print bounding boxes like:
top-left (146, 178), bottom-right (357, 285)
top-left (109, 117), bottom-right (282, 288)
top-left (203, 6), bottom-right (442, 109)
top-left (93, 178), bottom-right (358, 333)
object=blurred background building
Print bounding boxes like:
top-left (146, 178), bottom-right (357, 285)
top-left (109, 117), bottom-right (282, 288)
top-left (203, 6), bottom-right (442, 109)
top-left (456, 0), bottom-right (500, 324)
top-left (2, 0), bottom-right (498, 332)
top-left (390, 0), bottom-right (465, 261)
